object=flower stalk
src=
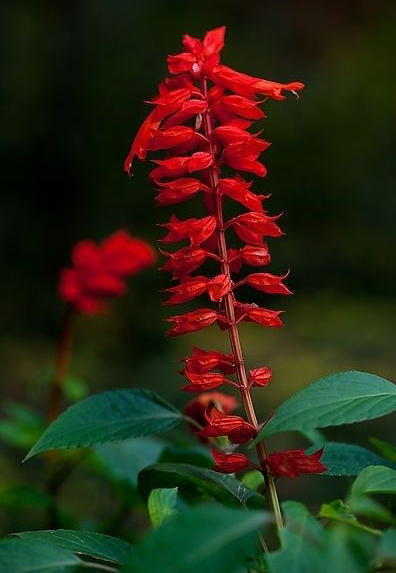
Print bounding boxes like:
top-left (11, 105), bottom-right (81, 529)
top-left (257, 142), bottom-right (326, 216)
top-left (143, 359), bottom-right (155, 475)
top-left (200, 76), bottom-right (284, 532)
top-left (124, 25), bottom-right (325, 544)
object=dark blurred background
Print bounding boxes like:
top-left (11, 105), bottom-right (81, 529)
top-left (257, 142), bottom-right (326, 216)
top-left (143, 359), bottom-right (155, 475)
top-left (1, 0), bottom-right (395, 534)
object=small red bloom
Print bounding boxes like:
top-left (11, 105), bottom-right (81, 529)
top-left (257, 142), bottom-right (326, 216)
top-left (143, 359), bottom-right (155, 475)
top-left (243, 272), bottom-right (292, 295)
top-left (164, 276), bottom-right (208, 305)
top-left (212, 450), bottom-right (251, 473)
top-left (166, 308), bottom-right (222, 336)
top-left (59, 231), bottom-right (155, 314)
top-left (183, 347), bottom-right (236, 375)
top-left (248, 366), bottom-right (272, 387)
top-left (228, 212), bottom-right (283, 245)
top-left (266, 448), bottom-right (326, 478)
top-left (160, 214), bottom-right (217, 246)
top-left (219, 176), bottom-right (265, 211)
top-left (182, 370), bottom-right (234, 392)
top-left (198, 405), bottom-right (257, 444)
top-left (150, 152), bottom-right (213, 181)
top-left (160, 246), bottom-right (209, 278)
top-left (184, 391), bottom-right (237, 424)
top-left (156, 178), bottom-right (210, 206)
top-left (244, 306), bottom-right (284, 328)
top-left (240, 244), bottom-right (271, 267)
top-left (207, 273), bottom-right (233, 301)
top-left (221, 95), bottom-right (266, 120)
top-left (149, 126), bottom-right (204, 152)
top-left (162, 99), bottom-right (208, 129)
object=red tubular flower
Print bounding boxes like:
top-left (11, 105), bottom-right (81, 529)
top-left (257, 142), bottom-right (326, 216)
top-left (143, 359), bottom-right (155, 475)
top-left (184, 392), bottom-right (238, 443)
top-left (266, 448), bottom-right (326, 478)
top-left (212, 450), bottom-right (251, 473)
top-left (183, 347), bottom-right (236, 375)
top-left (248, 366), bottom-right (272, 387)
top-left (59, 231), bottom-right (155, 314)
top-left (124, 26), bottom-right (319, 516)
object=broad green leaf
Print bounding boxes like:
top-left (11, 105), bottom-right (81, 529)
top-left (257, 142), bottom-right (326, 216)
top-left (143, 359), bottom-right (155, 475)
top-left (369, 438), bottom-right (396, 462)
top-left (321, 526), bottom-right (372, 573)
top-left (266, 501), bottom-right (324, 573)
top-left (306, 442), bottom-right (396, 476)
top-left (25, 389), bottom-right (182, 460)
top-left (138, 463), bottom-right (265, 508)
top-left (349, 494), bottom-right (395, 525)
top-left (13, 530), bottom-right (133, 564)
top-left (351, 465), bottom-right (396, 497)
top-left (95, 437), bottom-right (165, 487)
top-left (318, 500), bottom-right (381, 536)
top-left (241, 470), bottom-right (264, 491)
top-left (255, 371), bottom-right (396, 441)
top-left (147, 487), bottom-right (178, 528)
top-left (0, 538), bottom-right (81, 572)
top-left (122, 505), bottom-right (270, 573)
top-left (376, 528), bottom-right (396, 564)
top-left (159, 445), bottom-right (213, 468)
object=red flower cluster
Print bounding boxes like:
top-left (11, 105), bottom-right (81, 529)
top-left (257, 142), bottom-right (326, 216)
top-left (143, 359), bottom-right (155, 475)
top-left (124, 26), bottom-right (325, 481)
top-left (59, 230), bottom-right (155, 313)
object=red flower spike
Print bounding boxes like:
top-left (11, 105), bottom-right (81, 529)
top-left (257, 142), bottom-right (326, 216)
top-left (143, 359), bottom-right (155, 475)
top-left (182, 370), bottom-right (235, 392)
top-left (207, 273), bottom-right (232, 301)
top-left (164, 276), bottom-right (208, 305)
top-left (59, 231), bottom-right (154, 314)
top-left (160, 246), bottom-right (209, 278)
top-left (266, 448), bottom-right (326, 478)
top-left (124, 26), bottom-right (305, 499)
top-left (184, 347), bottom-right (236, 375)
top-left (166, 308), bottom-right (222, 336)
top-left (184, 392), bottom-right (238, 429)
top-left (212, 450), bottom-right (251, 473)
top-left (160, 214), bottom-right (217, 246)
top-left (248, 366), bottom-right (272, 387)
top-left (240, 244), bottom-right (271, 267)
top-left (243, 272), bottom-right (292, 295)
top-left (219, 176), bottom-right (265, 212)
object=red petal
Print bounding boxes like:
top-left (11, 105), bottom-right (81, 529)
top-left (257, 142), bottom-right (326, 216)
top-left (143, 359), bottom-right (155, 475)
top-left (245, 307), bottom-right (284, 328)
top-left (212, 450), bottom-right (250, 473)
top-left (248, 366), bottom-right (272, 387)
top-left (244, 272), bottom-right (292, 295)
top-left (166, 308), bottom-right (220, 336)
top-left (207, 273), bottom-right (232, 301)
top-left (183, 371), bottom-right (230, 392)
top-left (184, 347), bottom-right (236, 375)
top-left (164, 276), bottom-right (208, 305)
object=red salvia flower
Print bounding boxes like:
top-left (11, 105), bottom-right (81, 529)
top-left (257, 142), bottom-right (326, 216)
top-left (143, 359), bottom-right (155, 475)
top-left (166, 308), bottom-right (223, 336)
top-left (59, 231), bottom-right (155, 314)
top-left (123, 25), bottom-right (320, 493)
top-left (248, 366), bottom-right (272, 387)
top-left (212, 450), bottom-right (251, 473)
top-left (183, 347), bottom-right (236, 375)
top-left (184, 392), bottom-right (238, 442)
top-left (266, 448), bottom-right (326, 478)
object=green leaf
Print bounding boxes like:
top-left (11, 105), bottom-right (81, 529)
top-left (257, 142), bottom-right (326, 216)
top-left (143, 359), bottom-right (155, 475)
top-left (349, 494), bottom-right (396, 525)
top-left (351, 465), bottom-right (396, 497)
top-left (95, 437), bottom-right (165, 487)
top-left (306, 442), bottom-right (396, 476)
top-left (376, 528), bottom-right (396, 564)
top-left (0, 538), bottom-right (81, 572)
top-left (266, 501), bottom-right (324, 573)
top-left (147, 487), bottom-right (178, 528)
top-left (241, 470), bottom-right (264, 492)
top-left (254, 371), bottom-right (396, 441)
top-left (321, 526), bottom-right (372, 573)
top-left (12, 530), bottom-right (133, 564)
top-left (318, 500), bottom-right (381, 536)
top-left (122, 505), bottom-right (270, 573)
top-left (138, 463), bottom-right (265, 508)
top-left (369, 438), bottom-right (396, 462)
top-left (25, 389), bottom-right (182, 460)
